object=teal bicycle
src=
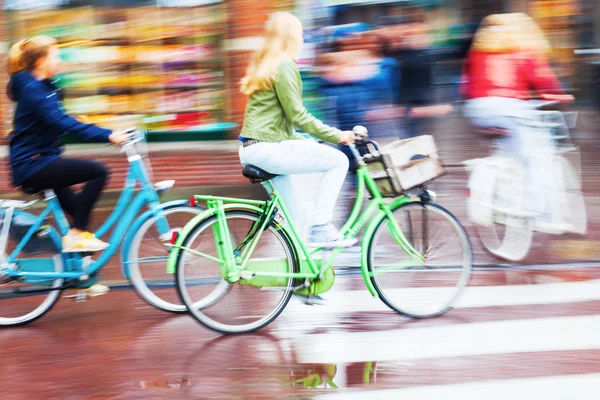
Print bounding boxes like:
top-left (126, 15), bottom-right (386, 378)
top-left (168, 127), bottom-right (473, 334)
top-left (0, 129), bottom-right (202, 326)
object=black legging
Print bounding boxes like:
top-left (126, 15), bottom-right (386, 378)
top-left (22, 158), bottom-right (108, 231)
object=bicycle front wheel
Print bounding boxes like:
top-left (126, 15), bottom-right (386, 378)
top-left (475, 160), bottom-right (533, 261)
top-left (367, 202), bottom-right (472, 318)
top-left (175, 210), bottom-right (298, 334)
top-left (128, 205), bottom-right (203, 313)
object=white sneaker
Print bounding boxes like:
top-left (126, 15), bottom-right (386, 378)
top-left (62, 232), bottom-right (109, 253)
top-left (307, 223), bottom-right (357, 248)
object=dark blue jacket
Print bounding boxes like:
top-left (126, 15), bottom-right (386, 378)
top-left (8, 71), bottom-right (112, 187)
top-left (319, 58), bottom-right (398, 130)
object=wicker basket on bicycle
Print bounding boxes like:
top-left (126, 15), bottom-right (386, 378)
top-left (361, 135), bottom-right (446, 197)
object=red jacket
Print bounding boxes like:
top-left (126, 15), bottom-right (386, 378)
top-left (461, 50), bottom-right (564, 100)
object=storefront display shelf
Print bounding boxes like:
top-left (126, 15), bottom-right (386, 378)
top-left (62, 83), bottom-right (221, 96)
top-left (60, 122), bottom-right (237, 145)
top-left (7, 5), bottom-right (227, 138)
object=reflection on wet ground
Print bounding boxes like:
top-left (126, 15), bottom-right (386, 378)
top-left (3, 271), bottom-right (600, 399)
top-left (3, 115), bottom-right (600, 398)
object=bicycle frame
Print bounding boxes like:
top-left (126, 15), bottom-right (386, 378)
top-left (168, 162), bottom-right (425, 297)
top-left (2, 142), bottom-right (175, 282)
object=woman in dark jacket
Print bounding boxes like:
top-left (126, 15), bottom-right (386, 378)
top-left (7, 35), bottom-right (128, 254)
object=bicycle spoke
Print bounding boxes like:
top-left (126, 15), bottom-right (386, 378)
top-left (176, 211), bottom-right (296, 334)
top-left (127, 206), bottom-right (202, 314)
top-left (368, 202), bottom-right (472, 318)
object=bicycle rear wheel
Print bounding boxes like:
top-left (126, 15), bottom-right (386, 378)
top-left (175, 210), bottom-right (298, 334)
top-left (367, 201), bottom-right (472, 318)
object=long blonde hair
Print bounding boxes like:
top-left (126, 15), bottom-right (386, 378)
top-left (472, 13), bottom-right (551, 54)
top-left (240, 12), bottom-right (303, 96)
top-left (7, 35), bottom-right (57, 75)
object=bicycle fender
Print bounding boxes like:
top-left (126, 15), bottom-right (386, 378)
top-left (361, 197), bottom-right (415, 297)
top-left (466, 162), bottom-right (496, 226)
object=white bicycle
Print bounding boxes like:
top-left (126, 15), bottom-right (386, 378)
top-left (463, 101), bottom-right (586, 262)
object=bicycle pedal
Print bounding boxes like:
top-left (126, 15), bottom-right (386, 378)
top-left (306, 298), bottom-right (327, 307)
top-left (294, 294), bottom-right (326, 306)
top-left (65, 285), bottom-right (110, 301)
top-left (64, 291), bottom-right (89, 302)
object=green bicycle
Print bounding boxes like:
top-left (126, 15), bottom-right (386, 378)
top-left (167, 127), bottom-right (473, 334)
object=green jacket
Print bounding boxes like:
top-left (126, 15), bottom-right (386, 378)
top-left (240, 56), bottom-right (341, 144)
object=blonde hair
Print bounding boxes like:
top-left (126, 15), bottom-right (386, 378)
top-left (472, 13), bottom-right (551, 54)
top-left (240, 12), bottom-right (303, 96)
top-left (7, 35), bottom-right (57, 75)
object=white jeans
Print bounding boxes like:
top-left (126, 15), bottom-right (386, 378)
top-left (239, 140), bottom-right (349, 236)
top-left (464, 97), bottom-right (533, 159)
top-left (464, 97), bottom-right (560, 219)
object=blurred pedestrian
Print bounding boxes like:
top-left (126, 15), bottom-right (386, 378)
top-left (375, 7), bottom-right (453, 138)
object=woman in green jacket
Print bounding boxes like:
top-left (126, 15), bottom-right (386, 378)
top-left (238, 11), bottom-right (356, 248)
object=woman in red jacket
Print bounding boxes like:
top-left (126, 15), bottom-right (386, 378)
top-left (462, 13), bottom-right (573, 137)
top-left (461, 13), bottom-right (573, 228)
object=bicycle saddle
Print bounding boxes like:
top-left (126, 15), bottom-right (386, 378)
top-left (242, 165), bottom-right (279, 183)
top-left (21, 186), bottom-right (42, 196)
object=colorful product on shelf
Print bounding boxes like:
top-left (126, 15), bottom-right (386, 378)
top-left (6, 5), bottom-right (227, 136)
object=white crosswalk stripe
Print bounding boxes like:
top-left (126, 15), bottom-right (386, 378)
top-left (291, 314), bottom-right (600, 364)
top-left (282, 278), bottom-right (600, 316)
top-left (273, 279), bottom-right (600, 330)
top-left (271, 277), bottom-right (600, 399)
top-left (315, 373), bottom-right (600, 400)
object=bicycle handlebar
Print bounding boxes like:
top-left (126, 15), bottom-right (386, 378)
top-left (347, 125), bottom-right (370, 166)
top-left (119, 127), bottom-right (149, 161)
top-left (119, 127), bottom-right (143, 147)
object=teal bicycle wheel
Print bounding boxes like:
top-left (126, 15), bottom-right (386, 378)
top-left (127, 205), bottom-right (203, 314)
top-left (0, 211), bottom-right (65, 327)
